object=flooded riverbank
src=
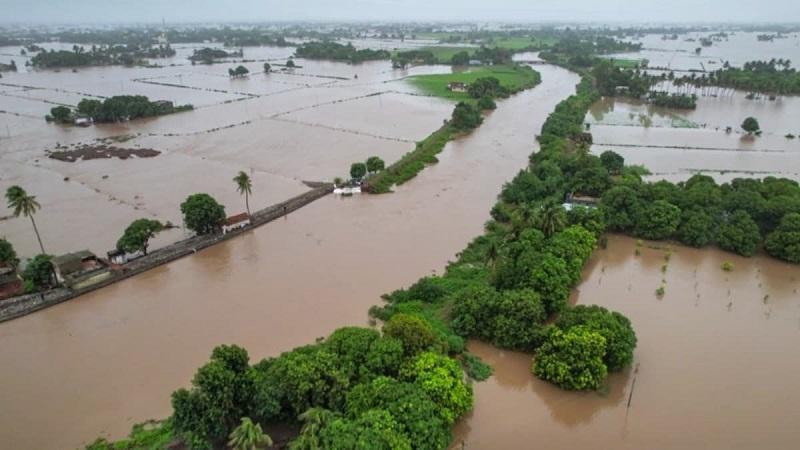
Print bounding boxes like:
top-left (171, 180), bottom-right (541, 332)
top-left (0, 64), bottom-right (581, 450)
top-left (454, 234), bottom-right (800, 450)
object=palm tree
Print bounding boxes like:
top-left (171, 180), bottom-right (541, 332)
top-left (295, 408), bottom-right (335, 449)
top-left (537, 204), bottom-right (567, 238)
top-left (233, 171), bottom-right (253, 216)
top-left (228, 417), bottom-right (272, 450)
top-left (5, 185), bottom-right (45, 253)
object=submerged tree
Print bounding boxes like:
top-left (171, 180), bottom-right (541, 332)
top-left (117, 219), bottom-right (163, 256)
top-left (741, 116), bottom-right (760, 135)
top-left (5, 186), bottom-right (46, 254)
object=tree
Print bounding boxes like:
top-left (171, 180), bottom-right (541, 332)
top-left (233, 171), bottom-right (253, 216)
top-left (286, 58), bottom-right (296, 68)
top-left (741, 116), bottom-right (760, 135)
top-left (76, 99), bottom-right (102, 118)
top-left (601, 186), bottom-right (644, 232)
top-left (22, 254), bottom-right (53, 292)
top-left (180, 193), bottom-right (226, 235)
top-left (117, 219), bottom-right (163, 256)
top-left (263, 62), bottom-right (271, 73)
top-left (477, 96), bottom-right (496, 110)
top-left (536, 204), bottom-right (567, 237)
top-left (292, 407), bottom-right (336, 450)
top-left (228, 417), bottom-right (272, 450)
top-left (450, 51), bottom-right (470, 66)
top-left (717, 210), bottom-right (761, 256)
top-left (677, 209), bottom-right (716, 247)
top-left (229, 65), bottom-right (249, 78)
top-left (533, 326), bottom-right (608, 391)
top-left (49, 105), bottom-right (71, 123)
top-left (0, 238), bottom-right (19, 268)
top-left (599, 150), bottom-right (624, 175)
top-left (765, 213), bottom-right (800, 263)
top-left (490, 289), bottom-right (547, 350)
top-left (349, 162), bottom-right (367, 180)
top-left (399, 352), bottom-right (473, 424)
top-left (365, 156), bottom-right (385, 173)
top-left (5, 186), bottom-right (46, 253)
top-left (172, 345), bottom-right (258, 446)
top-left (382, 314), bottom-right (436, 357)
top-left (318, 409), bottom-right (411, 450)
top-left (634, 200), bottom-right (681, 240)
top-left (555, 305), bottom-right (637, 371)
top-left (450, 102), bottom-right (482, 131)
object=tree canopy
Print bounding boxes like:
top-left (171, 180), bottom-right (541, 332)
top-left (180, 193), bottom-right (226, 235)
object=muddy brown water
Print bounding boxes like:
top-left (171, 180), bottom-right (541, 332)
top-left (453, 234), bottom-right (800, 450)
top-left (0, 62), bottom-right (580, 449)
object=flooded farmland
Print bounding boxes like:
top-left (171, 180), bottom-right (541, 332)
top-left (0, 59), bottom-right (581, 449)
top-left (454, 234), bottom-right (800, 450)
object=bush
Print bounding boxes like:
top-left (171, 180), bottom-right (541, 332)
top-left (635, 200), bottom-right (681, 240)
top-left (450, 102), bottom-right (483, 131)
top-left (400, 352), bottom-right (473, 424)
top-left (533, 326), bottom-right (608, 391)
top-left (22, 254), bottom-right (53, 291)
top-left (764, 213), bottom-right (800, 263)
top-left (477, 96), bottom-right (497, 110)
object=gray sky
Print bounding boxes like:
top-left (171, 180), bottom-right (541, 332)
top-left (1, 0), bottom-right (798, 24)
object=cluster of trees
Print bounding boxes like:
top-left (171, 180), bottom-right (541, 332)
top-left (46, 95), bottom-right (193, 124)
top-left (371, 74), bottom-right (637, 391)
top-left (648, 92), bottom-right (697, 109)
top-left (30, 44), bottom-right (175, 68)
top-left (0, 60), bottom-right (16, 72)
top-left (676, 59), bottom-right (800, 96)
top-left (295, 42), bottom-right (390, 63)
top-left (169, 321), bottom-right (473, 449)
top-left (467, 77), bottom-right (510, 99)
top-left (450, 102), bottom-right (483, 130)
top-left (591, 59), bottom-right (655, 97)
top-left (228, 65), bottom-right (249, 78)
top-left (391, 50), bottom-right (437, 68)
top-left (348, 156), bottom-right (385, 181)
top-left (189, 47), bottom-right (243, 64)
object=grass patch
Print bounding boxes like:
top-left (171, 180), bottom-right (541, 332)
top-left (461, 352), bottom-right (493, 381)
top-left (407, 65), bottom-right (541, 102)
top-left (85, 420), bottom-right (173, 450)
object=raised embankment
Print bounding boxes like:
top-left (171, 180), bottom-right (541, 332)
top-left (0, 183), bottom-right (333, 323)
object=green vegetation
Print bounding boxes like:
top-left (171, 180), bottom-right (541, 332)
top-left (85, 420), bottom-right (174, 450)
top-left (366, 126), bottom-right (452, 193)
top-left (5, 185), bottom-right (46, 253)
top-left (295, 41), bottom-right (390, 63)
top-left (677, 59), bottom-right (800, 96)
top-left (22, 254), bottom-right (53, 292)
top-left (741, 116), bottom-right (761, 134)
top-left (533, 326), bottom-right (608, 390)
top-left (189, 47), bottom-right (242, 64)
top-left (30, 44), bottom-right (175, 68)
top-left (180, 193), bottom-right (226, 235)
top-left (233, 171), bottom-right (253, 216)
top-left (116, 219), bottom-right (163, 256)
top-left (349, 162), bottom-right (367, 180)
top-left (0, 238), bottom-right (19, 268)
top-left (721, 261), bottom-right (735, 271)
top-left (47, 95), bottom-right (193, 124)
top-left (228, 65), bottom-right (250, 78)
top-left (765, 213), bottom-right (800, 263)
top-left (366, 156), bottom-right (385, 174)
top-left (408, 65), bottom-right (540, 101)
top-left (228, 417), bottom-right (272, 450)
top-left (649, 92), bottom-right (697, 109)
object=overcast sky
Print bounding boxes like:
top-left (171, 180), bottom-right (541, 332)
top-left (1, 0), bottom-right (798, 25)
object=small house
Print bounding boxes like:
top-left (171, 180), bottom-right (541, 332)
top-left (447, 82), bottom-right (468, 93)
top-left (614, 86), bottom-right (630, 95)
top-left (0, 264), bottom-right (22, 299)
top-left (222, 213), bottom-right (250, 234)
top-left (52, 250), bottom-right (112, 289)
top-left (73, 115), bottom-right (92, 127)
top-left (107, 249), bottom-right (127, 265)
top-left (468, 60), bottom-right (482, 66)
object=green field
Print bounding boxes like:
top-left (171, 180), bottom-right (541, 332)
top-left (491, 36), bottom-right (558, 50)
top-left (426, 46), bottom-right (476, 63)
top-left (407, 65), bottom-right (541, 101)
top-left (609, 58), bottom-right (643, 68)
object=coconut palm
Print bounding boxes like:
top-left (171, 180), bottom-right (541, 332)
top-left (537, 204), bottom-right (567, 238)
top-left (5, 185), bottom-right (45, 253)
top-left (227, 417), bottom-right (272, 450)
top-left (294, 408), bottom-right (335, 449)
top-left (233, 171), bottom-right (253, 216)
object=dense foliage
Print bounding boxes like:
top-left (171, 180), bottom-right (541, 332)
top-left (0, 238), bottom-right (19, 268)
top-left (116, 219), bottom-right (163, 256)
top-left (532, 326), bottom-right (608, 390)
top-left (295, 41), bottom-right (390, 63)
top-left (450, 102), bottom-right (483, 131)
top-left (22, 254), bottom-right (53, 292)
top-left (189, 47), bottom-right (242, 63)
top-left (677, 59), bottom-right (800, 96)
top-left (180, 193), bottom-right (226, 235)
top-left (49, 95), bottom-right (192, 123)
top-left (31, 44), bottom-right (175, 68)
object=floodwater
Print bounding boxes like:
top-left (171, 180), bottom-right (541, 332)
top-left (606, 31), bottom-right (800, 72)
top-left (0, 60), bottom-right (581, 449)
top-left (587, 90), bottom-right (800, 183)
top-left (454, 234), bottom-right (800, 450)
top-left (0, 44), bottom-right (455, 257)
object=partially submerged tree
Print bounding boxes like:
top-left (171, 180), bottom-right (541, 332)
top-left (741, 116), bottom-right (760, 135)
top-left (117, 219), bottom-right (164, 256)
top-left (349, 162), bottom-right (367, 180)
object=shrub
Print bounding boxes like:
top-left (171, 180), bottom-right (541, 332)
top-left (383, 314), bottom-right (437, 356)
top-left (533, 326), bottom-right (608, 391)
top-left (555, 305), bottom-right (636, 371)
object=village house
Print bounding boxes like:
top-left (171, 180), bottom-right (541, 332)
top-left (562, 193), bottom-right (600, 211)
top-left (222, 213), bottom-right (251, 234)
top-left (73, 115), bottom-right (92, 127)
top-left (52, 250), bottom-right (112, 289)
top-left (447, 82), bottom-right (468, 93)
